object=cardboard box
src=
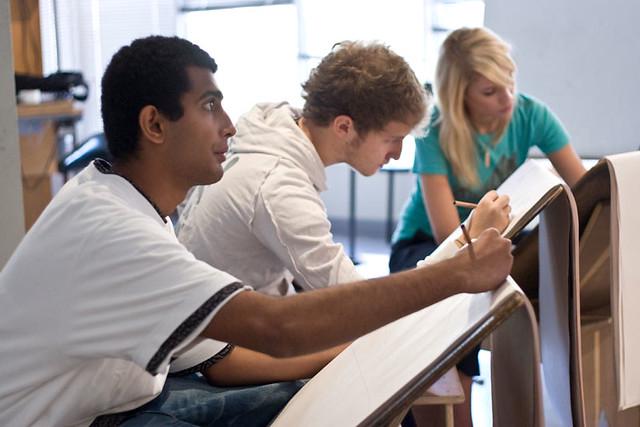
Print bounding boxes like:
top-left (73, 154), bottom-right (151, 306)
top-left (22, 173), bottom-right (53, 230)
top-left (19, 119), bottom-right (58, 175)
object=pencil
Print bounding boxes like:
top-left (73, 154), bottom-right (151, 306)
top-left (453, 200), bottom-right (478, 209)
top-left (460, 223), bottom-right (476, 260)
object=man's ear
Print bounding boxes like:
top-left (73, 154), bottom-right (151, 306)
top-left (138, 105), bottom-right (166, 145)
top-left (332, 115), bottom-right (356, 140)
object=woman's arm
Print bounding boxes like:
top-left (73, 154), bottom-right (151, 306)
top-left (547, 144), bottom-right (587, 187)
top-left (420, 174), bottom-right (461, 244)
top-left (204, 344), bottom-right (347, 386)
top-left (421, 174), bottom-right (511, 242)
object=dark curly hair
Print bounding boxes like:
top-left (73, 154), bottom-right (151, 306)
top-left (302, 41), bottom-right (428, 135)
top-left (101, 36), bottom-right (217, 161)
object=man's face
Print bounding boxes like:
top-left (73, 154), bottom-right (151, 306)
top-left (345, 120), bottom-right (413, 176)
top-left (164, 66), bottom-right (236, 187)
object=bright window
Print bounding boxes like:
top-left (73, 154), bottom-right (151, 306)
top-left (180, 0), bottom-right (485, 124)
top-left (179, 4), bottom-right (299, 122)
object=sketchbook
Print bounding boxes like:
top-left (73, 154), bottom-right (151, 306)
top-left (271, 160), bottom-right (580, 426)
top-left (491, 159), bottom-right (564, 239)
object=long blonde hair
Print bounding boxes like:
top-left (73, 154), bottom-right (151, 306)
top-left (435, 27), bottom-right (516, 187)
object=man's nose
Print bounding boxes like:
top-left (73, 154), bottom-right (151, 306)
top-left (392, 142), bottom-right (403, 160)
top-left (225, 124), bottom-right (237, 138)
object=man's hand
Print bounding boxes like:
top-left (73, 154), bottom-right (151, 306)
top-left (468, 190), bottom-right (511, 237)
top-left (447, 228), bottom-right (513, 294)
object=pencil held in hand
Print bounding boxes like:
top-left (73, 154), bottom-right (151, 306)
top-left (460, 223), bottom-right (476, 260)
top-left (453, 200), bottom-right (478, 209)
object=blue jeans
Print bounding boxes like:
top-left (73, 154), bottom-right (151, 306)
top-left (119, 374), bottom-right (305, 426)
top-left (388, 231), bottom-right (439, 274)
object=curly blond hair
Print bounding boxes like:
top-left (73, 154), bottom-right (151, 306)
top-left (302, 41), bottom-right (429, 136)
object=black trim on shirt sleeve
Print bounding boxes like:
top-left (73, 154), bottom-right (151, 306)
top-left (90, 414), bottom-right (126, 427)
top-left (169, 344), bottom-right (235, 376)
top-left (146, 283), bottom-right (244, 374)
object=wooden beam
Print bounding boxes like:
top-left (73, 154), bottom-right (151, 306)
top-left (10, 0), bottom-right (42, 75)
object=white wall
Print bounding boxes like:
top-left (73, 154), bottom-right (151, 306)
top-left (485, 0), bottom-right (640, 157)
top-left (0, 0), bottom-right (25, 267)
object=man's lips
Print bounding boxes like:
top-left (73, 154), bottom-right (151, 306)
top-left (214, 143), bottom-right (228, 162)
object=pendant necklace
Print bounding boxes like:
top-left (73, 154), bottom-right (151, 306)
top-left (476, 120), bottom-right (497, 168)
top-left (477, 140), bottom-right (492, 168)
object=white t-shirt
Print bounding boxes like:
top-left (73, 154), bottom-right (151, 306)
top-left (178, 103), bottom-right (362, 296)
top-left (0, 161), bottom-right (248, 426)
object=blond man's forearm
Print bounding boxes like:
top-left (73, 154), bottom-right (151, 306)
top-left (203, 344), bottom-right (348, 386)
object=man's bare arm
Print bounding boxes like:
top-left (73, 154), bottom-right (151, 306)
top-left (203, 228), bottom-right (512, 358)
top-left (203, 344), bottom-right (347, 386)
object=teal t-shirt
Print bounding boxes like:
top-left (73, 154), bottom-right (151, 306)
top-left (392, 93), bottom-right (569, 243)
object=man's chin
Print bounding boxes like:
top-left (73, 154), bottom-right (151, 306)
top-left (362, 166), bottom-right (380, 177)
top-left (210, 170), bottom-right (224, 184)
top-left (198, 168), bottom-right (224, 186)
top-left (349, 162), bottom-right (378, 177)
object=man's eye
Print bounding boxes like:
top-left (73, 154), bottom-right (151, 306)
top-left (205, 101), bottom-right (217, 111)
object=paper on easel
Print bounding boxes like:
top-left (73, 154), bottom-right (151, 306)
top-left (496, 159), bottom-right (564, 239)
top-left (605, 152), bottom-right (640, 410)
top-left (272, 159), bottom-right (576, 426)
top-left (272, 209), bottom-right (525, 426)
top-left (271, 276), bottom-right (524, 427)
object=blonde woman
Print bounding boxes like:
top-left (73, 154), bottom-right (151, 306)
top-left (390, 27), bottom-right (586, 426)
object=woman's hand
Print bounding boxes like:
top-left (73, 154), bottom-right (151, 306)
top-left (468, 190), bottom-right (511, 237)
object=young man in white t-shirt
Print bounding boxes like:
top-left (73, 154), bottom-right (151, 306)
top-left (0, 36), bottom-right (513, 426)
